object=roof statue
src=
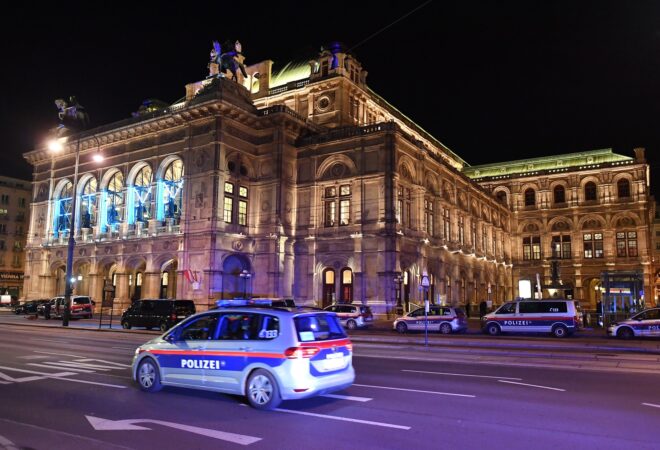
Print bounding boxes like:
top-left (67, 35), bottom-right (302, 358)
top-left (54, 96), bottom-right (89, 133)
top-left (208, 40), bottom-right (248, 82)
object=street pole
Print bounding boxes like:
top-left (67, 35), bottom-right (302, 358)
top-left (62, 137), bottom-right (81, 327)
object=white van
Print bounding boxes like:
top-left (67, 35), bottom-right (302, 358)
top-left (481, 299), bottom-right (582, 338)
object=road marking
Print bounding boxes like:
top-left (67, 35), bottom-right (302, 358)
top-left (34, 351), bottom-right (88, 358)
top-left (353, 383), bottom-right (475, 398)
top-left (75, 358), bottom-right (131, 368)
top-left (497, 380), bottom-right (565, 391)
top-left (275, 408), bottom-right (410, 430)
top-left (402, 369), bottom-right (522, 380)
top-left (27, 363), bottom-right (96, 373)
top-left (56, 378), bottom-right (127, 389)
top-left (111, 346), bottom-right (134, 350)
top-left (29, 338), bottom-right (70, 343)
top-left (642, 403), bottom-right (660, 409)
top-left (321, 393), bottom-right (372, 402)
top-left (17, 355), bottom-right (50, 360)
top-left (41, 361), bottom-right (111, 371)
top-left (0, 365), bottom-right (78, 377)
top-left (0, 433), bottom-right (19, 450)
top-left (86, 415), bottom-right (261, 445)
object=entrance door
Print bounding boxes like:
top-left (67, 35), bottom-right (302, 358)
top-left (322, 269), bottom-right (335, 308)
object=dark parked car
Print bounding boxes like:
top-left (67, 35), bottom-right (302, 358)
top-left (121, 299), bottom-right (196, 331)
top-left (14, 299), bottom-right (50, 315)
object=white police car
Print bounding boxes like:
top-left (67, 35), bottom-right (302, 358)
top-left (131, 299), bottom-right (355, 410)
top-left (608, 307), bottom-right (660, 339)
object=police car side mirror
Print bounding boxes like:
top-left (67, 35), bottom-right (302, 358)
top-left (165, 333), bottom-right (178, 343)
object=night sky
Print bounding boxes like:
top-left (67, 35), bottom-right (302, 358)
top-left (2, 1), bottom-right (659, 198)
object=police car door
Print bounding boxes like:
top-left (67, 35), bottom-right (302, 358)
top-left (641, 309), bottom-right (660, 337)
top-left (407, 308), bottom-right (425, 331)
top-left (159, 313), bottom-right (219, 387)
top-left (203, 312), bottom-right (256, 392)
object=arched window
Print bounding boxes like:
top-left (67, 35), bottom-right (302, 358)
top-left (553, 185), bottom-right (565, 204)
top-left (496, 191), bottom-right (507, 206)
top-left (163, 159), bottom-right (184, 223)
top-left (322, 268), bottom-right (335, 307)
top-left (133, 165), bottom-right (153, 222)
top-left (584, 182), bottom-right (597, 201)
top-left (107, 171), bottom-right (124, 227)
top-left (340, 268), bottom-right (353, 303)
top-left (617, 179), bottom-right (630, 199)
top-left (56, 181), bottom-right (73, 234)
top-left (524, 188), bottom-right (536, 207)
top-left (80, 177), bottom-right (97, 229)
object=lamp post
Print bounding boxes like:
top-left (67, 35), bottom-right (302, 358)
top-left (49, 97), bottom-right (101, 326)
top-left (393, 273), bottom-right (403, 315)
top-left (239, 269), bottom-right (252, 299)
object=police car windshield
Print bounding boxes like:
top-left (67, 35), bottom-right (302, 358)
top-left (294, 314), bottom-right (346, 342)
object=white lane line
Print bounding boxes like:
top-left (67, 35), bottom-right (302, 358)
top-left (321, 394), bottom-right (372, 402)
top-left (402, 369), bottom-right (522, 380)
top-left (45, 361), bottom-right (111, 371)
top-left (353, 383), bottom-right (475, 398)
top-left (642, 403), bottom-right (660, 409)
top-left (33, 351), bottom-right (87, 358)
top-left (111, 346), bottom-right (135, 350)
top-left (0, 365), bottom-right (78, 377)
top-left (17, 355), bottom-right (50, 360)
top-left (0, 433), bottom-right (19, 450)
top-left (27, 363), bottom-right (96, 373)
top-left (55, 377), bottom-right (127, 389)
top-left (75, 358), bottom-right (132, 368)
top-left (275, 408), bottom-right (410, 430)
top-left (497, 380), bottom-right (565, 392)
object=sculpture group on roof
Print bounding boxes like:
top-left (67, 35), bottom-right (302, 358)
top-left (208, 40), bottom-right (248, 81)
top-left (54, 96), bottom-right (89, 133)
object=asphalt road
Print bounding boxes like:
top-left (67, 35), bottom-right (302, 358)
top-left (0, 324), bottom-right (659, 449)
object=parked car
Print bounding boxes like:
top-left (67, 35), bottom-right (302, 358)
top-left (121, 299), bottom-right (196, 331)
top-left (608, 307), bottom-right (660, 339)
top-left (131, 301), bottom-right (354, 410)
top-left (14, 299), bottom-right (50, 315)
top-left (37, 296), bottom-right (94, 319)
top-left (323, 303), bottom-right (374, 330)
top-left (481, 299), bottom-right (582, 338)
top-left (393, 305), bottom-right (467, 334)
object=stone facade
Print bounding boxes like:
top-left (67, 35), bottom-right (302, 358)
top-left (22, 45), bottom-right (511, 317)
top-left (464, 149), bottom-right (654, 312)
top-left (0, 176), bottom-right (31, 299)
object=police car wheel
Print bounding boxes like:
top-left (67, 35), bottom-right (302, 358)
top-left (246, 369), bottom-right (281, 410)
top-left (439, 323), bottom-right (452, 334)
top-left (346, 320), bottom-right (357, 330)
top-left (137, 358), bottom-right (162, 392)
top-left (159, 322), bottom-right (169, 332)
top-left (552, 325), bottom-right (568, 338)
top-left (617, 327), bottom-right (634, 340)
top-left (121, 320), bottom-right (131, 330)
top-left (396, 322), bottom-right (408, 334)
top-left (486, 323), bottom-right (500, 336)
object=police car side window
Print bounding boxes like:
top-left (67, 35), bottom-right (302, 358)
top-left (215, 313), bottom-right (268, 340)
top-left (497, 303), bottom-right (516, 314)
top-left (409, 309), bottom-right (423, 317)
top-left (519, 302), bottom-right (541, 314)
top-left (180, 314), bottom-right (219, 341)
top-left (539, 302), bottom-right (567, 313)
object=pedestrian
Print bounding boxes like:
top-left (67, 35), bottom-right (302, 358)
top-left (479, 300), bottom-right (487, 318)
top-left (465, 303), bottom-right (470, 318)
top-left (44, 301), bottom-right (51, 320)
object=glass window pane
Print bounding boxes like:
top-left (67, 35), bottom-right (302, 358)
top-left (239, 186), bottom-right (248, 198)
top-left (224, 182), bottom-right (234, 194)
top-left (340, 185), bottom-right (351, 196)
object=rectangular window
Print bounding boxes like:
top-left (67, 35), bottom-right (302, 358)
top-left (628, 232), bottom-right (637, 257)
top-left (1, 195), bottom-right (8, 205)
top-left (339, 200), bottom-right (350, 226)
top-left (239, 186), bottom-right (248, 198)
top-left (616, 232), bottom-right (626, 257)
top-left (325, 186), bottom-right (337, 198)
top-left (482, 227), bottom-right (487, 252)
top-left (532, 236), bottom-right (541, 260)
top-left (223, 197), bottom-right (233, 223)
top-left (238, 200), bottom-right (247, 226)
top-left (471, 222), bottom-right (477, 249)
top-left (340, 185), bottom-right (351, 196)
top-left (552, 235), bottom-right (572, 259)
top-left (425, 200), bottom-right (434, 236)
top-left (18, 198), bottom-right (26, 208)
top-left (444, 209), bottom-right (451, 240)
top-left (584, 233), bottom-right (603, 258)
top-left (224, 182), bottom-right (234, 194)
top-left (458, 216), bottom-right (464, 244)
top-left (523, 236), bottom-right (541, 260)
top-left (325, 201), bottom-right (336, 227)
top-left (618, 231), bottom-right (638, 257)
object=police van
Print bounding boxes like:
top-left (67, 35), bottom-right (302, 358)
top-left (131, 299), bottom-right (355, 410)
top-left (481, 299), bottom-right (582, 338)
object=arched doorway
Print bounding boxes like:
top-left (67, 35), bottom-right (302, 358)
top-left (222, 254), bottom-right (251, 299)
top-left (161, 259), bottom-right (178, 299)
top-left (322, 268), bottom-right (335, 307)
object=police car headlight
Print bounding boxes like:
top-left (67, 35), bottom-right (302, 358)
top-left (134, 347), bottom-right (143, 356)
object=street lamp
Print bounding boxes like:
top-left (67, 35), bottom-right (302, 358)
top-left (393, 273), bottom-right (403, 315)
top-left (239, 269), bottom-right (252, 299)
top-left (49, 97), bottom-right (102, 326)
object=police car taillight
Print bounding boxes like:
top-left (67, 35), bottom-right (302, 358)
top-left (345, 342), bottom-right (353, 352)
top-left (284, 347), bottom-right (320, 359)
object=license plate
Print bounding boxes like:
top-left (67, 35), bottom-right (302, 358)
top-left (324, 355), bottom-right (345, 370)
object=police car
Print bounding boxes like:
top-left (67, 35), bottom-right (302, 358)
top-left (608, 307), bottom-right (660, 339)
top-left (393, 305), bottom-right (467, 334)
top-left (481, 299), bottom-right (582, 338)
top-left (131, 299), bottom-right (355, 410)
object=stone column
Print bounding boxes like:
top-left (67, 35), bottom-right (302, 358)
top-left (113, 272), bottom-right (130, 312)
top-left (142, 271), bottom-right (161, 299)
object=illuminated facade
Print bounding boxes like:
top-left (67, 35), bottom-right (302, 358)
top-left (22, 44), bottom-right (512, 316)
top-left (0, 176), bottom-right (30, 299)
top-left (464, 149), bottom-right (654, 311)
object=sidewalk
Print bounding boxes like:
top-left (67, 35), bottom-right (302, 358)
top-left (2, 309), bottom-right (659, 355)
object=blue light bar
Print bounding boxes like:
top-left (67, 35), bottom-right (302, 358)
top-left (215, 299), bottom-right (274, 308)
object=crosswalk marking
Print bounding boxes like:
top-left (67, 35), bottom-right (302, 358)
top-left (27, 363), bottom-right (96, 373)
